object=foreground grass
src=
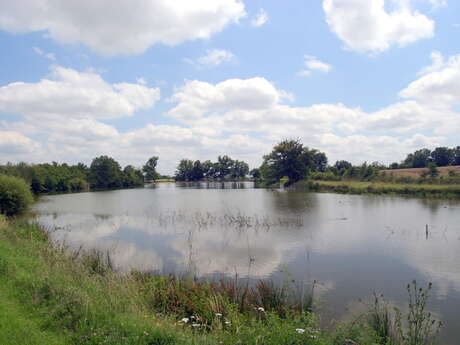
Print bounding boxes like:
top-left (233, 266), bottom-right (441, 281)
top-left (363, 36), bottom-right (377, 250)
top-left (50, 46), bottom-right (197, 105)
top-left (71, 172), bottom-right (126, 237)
top-left (298, 180), bottom-right (460, 198)
top-left (0, 217), bottom-right (389, 345)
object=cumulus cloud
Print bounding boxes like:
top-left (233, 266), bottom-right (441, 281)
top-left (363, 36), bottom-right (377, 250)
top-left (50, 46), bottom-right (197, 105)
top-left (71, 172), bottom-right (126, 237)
top-left (0, 0), bottom-right (246, 55)
top-left (0, 66), bottom-right (160, 120)
top-left (251, 8), bottom-right (269, 27)
top-left (168, 77), bottom-right (287, 120)
top-left (0, 130), bottom-right (39, 154)
top-left (323, 0), bottom-right (435, 53)
top-left (400, 52), bottom-right (460, 108)
top-left (299, 56), bottom-right (333, 76)
top-left (2, 52), bottom-right (459, 172)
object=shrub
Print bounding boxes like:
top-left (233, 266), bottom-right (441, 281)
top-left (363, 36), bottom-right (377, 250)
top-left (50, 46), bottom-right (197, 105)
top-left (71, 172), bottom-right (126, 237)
top-left (0, 174), bottom-right (34, 216)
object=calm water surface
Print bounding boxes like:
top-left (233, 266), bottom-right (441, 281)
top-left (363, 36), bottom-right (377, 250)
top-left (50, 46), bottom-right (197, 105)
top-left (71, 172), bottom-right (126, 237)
top-left (33, 182), bottom-right (460, 344)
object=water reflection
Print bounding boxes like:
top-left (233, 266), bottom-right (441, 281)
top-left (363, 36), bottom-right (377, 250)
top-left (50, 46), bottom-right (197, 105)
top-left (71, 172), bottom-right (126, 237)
top-left (33, 184), bottom-right (460, 344)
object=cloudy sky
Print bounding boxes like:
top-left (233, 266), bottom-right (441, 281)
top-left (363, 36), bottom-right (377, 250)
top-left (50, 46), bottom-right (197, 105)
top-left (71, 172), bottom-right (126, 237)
top-left (0, 0), bottom-right (459, 173)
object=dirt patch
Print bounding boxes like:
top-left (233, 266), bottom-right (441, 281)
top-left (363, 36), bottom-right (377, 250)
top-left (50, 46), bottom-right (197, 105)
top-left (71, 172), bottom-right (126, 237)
top-left (380, 165), bottom-right (460, 178)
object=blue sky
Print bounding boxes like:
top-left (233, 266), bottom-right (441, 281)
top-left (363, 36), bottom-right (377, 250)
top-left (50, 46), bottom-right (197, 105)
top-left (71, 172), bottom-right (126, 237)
top-left (0, 0), bottom-right (459, 173)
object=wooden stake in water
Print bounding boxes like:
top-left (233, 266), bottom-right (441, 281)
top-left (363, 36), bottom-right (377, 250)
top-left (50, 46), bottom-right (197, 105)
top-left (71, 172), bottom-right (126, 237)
top-left (426, 224), bottom-right (429, 239)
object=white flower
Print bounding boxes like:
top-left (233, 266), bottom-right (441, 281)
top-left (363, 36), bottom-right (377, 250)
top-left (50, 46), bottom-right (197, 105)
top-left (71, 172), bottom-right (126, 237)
top-left (215, 313), bottom-right (222, 317)
top-left (180, 317), bottom-right (189, 323)
top-left (257, 307), bottom-right (265, 312)
top-left (295, 328), bottom-right (305, 334)
top-left (192, 323), bottom-right (200, 327)
top-left (225, 321), bottom-right (231, 325)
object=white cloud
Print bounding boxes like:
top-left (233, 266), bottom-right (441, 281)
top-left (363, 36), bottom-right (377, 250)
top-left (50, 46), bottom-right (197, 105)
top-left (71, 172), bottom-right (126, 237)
top-left (299, 56), bottom-right (333, 76)
top-left (0, 66), bottom-right (160, 120)
top-left (168, 77), bottom-right (286, 120)
top-left (417, 51), bottom-right (444, 75)
top-left (2, 52), bottom-right (459, 172)
top-left (194, 49), bottom-right (236, 67)
top-left (0, 130), bottom-right (39, 154)
top-left (400, 53), bottom-right (460, 108)
top-left (323, 0), bottom-right (435, 53)
top-left (33, 46), bottom-right (56, 61)
top-left (251, 8), bottom-right (268, 27)
top-left (0, 0), bottom-right (246, 55)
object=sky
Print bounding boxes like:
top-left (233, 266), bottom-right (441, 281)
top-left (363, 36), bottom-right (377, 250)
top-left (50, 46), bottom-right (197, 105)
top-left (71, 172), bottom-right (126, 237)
top-left (0, 0), bottom-right (459, 174)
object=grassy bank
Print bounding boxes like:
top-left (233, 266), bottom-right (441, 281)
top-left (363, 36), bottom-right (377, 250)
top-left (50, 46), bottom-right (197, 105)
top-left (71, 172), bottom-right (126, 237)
top-left (297, 180), bottom-right (460, 198)
top-left (0, 216), bottom-right (389, 345)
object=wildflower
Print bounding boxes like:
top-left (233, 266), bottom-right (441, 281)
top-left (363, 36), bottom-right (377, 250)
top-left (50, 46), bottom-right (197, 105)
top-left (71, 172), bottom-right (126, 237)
top-left (143, 331), bottom-right (149, 336)
top-left (310, 335), bottom-right (318, 339)
top-left (192, 323), bottom-right (201, 327)
top-left (257, 307), bottom-right (265, 312)
top-left (225, 321), bottom-right (231, 325)
top-left (179, 317), bottom-right (189, 323)
top-left (295, 328), bottom-right (305, 334)
top-left (215, 313), bottom-right (222, 317)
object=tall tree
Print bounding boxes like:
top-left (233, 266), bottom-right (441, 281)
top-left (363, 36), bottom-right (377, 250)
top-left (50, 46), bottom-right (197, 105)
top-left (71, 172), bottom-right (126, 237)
top-left (142, 156), bottom-right (159, 181)
top-left (261, 139), bottom-right (322, 186)
top-left (88, 156), bottom-right (122, 189)
top-left (403, 149), bottom-right (431, 168)
top-left (431, 147), bottom-right (453, 167)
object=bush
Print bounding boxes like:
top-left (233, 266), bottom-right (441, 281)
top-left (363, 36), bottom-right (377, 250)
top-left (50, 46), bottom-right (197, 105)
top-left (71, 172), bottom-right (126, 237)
top-left (0, 175), bottom-right (34, 216)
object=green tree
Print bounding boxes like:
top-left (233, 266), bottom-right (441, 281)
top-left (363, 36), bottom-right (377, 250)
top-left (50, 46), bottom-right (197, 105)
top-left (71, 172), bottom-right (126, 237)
top-left (0, 175), bottom-right (34, 216)
top-left (261, 139), bottom-right (321, 186)
top-left (250, 168), bottom-right (261, 180)
top-left (88, 156), bottom-right (123, 189)
top-left (142, 156), bottom-right (159, 181)
top-left (431, 147), bottom-right (453, 167)
top-left (175, 159), bottom-right (195, 181)
top-left (216, 155), bottom-right (234, 179)
top-left (403, 149), bottom-right (431, 168)
top-left (427, 162), bottom-right (439, 178)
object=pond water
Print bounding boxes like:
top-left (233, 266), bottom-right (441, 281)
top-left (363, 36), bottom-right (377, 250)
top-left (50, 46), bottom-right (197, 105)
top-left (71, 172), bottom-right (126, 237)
top-left (33, 182), bottom-right (460, 344)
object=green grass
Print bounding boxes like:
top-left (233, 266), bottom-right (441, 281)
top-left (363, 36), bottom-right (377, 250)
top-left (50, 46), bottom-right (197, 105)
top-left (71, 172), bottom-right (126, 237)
top-left (298, 180), bottom-right (460, 198)
top-left (0, 216), bottom-right (394, 345)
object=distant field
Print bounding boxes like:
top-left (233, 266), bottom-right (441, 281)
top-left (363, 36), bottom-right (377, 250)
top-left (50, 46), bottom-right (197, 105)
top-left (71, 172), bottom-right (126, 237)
top-left (380, 165), bottom-right (460, 178)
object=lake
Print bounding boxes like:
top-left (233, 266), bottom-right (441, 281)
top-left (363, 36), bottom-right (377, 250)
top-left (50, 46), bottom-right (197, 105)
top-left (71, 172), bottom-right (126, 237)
top-left (33, 182), bottom-right (460, 344)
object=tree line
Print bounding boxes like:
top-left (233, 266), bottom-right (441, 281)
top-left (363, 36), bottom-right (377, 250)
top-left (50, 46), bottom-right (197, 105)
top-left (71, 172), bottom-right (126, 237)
top-left (392, 146), bottom-right (460, 169)
top-left (0, 155), bottom-right (161, 194)
top-left (2, 142), bottom-right (460, 196)
top-left (175, 156), bottom-right (249, 181)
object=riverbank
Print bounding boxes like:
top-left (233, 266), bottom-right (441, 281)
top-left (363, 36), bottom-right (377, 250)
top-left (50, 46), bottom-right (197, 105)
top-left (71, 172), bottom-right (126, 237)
top-left (0, 216), bottom-right (389, 345)
top-left (296, 180), bottom-right (460, 198)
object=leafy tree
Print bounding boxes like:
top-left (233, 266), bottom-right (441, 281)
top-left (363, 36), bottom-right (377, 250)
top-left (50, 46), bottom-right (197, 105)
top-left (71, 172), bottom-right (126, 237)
top-left (261, 139), bottom-right (322, 186)
top-left (0, 175), bottom-right (34, 216)
top-left (230, 160), bottom-right (249, 180)
top-left (216, 155), bottom-right (233, 179)
top-left (403, 149), bottom-right (431, 168)
top-left (191, 160), bottom-right (205, 181)
top-left (122, 165), bottom-right (144, 187)
top-left (175, 159), bottom-right (195, 181)
top-left (88, 156), bottom-right (123, 189)
top-left (431, 147), bottom-right (453, 167)
top-left (333, 160), bottom-right (352, 175)
top-left (202, 160), bottom-right (216, 179)
top-left (250, 168), bottom-right (261, 180)
top-left (312, 151), bottom-right (328, 172)
top-left (454, 146), bottom-right (460, 165)
top-left (427, 162), bottom-right (439, 177)
top-left (142, 156), bottom-right (159, 181)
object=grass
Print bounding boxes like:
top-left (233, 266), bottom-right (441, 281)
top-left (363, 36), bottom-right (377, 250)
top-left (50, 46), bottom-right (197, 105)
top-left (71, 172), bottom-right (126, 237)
top-left (0, 215), bottom-right (442, 345)
top-left (0, 216), bottom-right (377, 345)
top-left (297, 180), bottom-right (460, 198)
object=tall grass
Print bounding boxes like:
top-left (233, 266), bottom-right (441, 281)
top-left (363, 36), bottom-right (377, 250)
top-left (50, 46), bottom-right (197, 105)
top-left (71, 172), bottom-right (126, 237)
top-left (367, 281), bottom-right (442, 345)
